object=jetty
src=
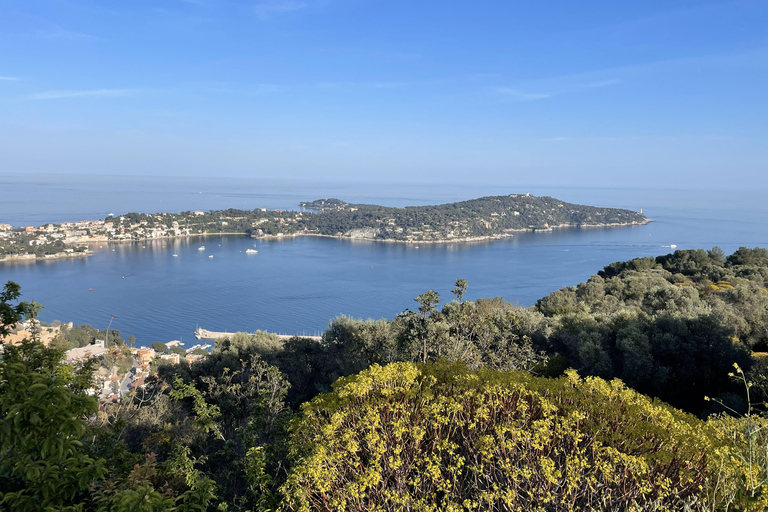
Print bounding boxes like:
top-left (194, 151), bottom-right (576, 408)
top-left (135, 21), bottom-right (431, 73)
top-left (194, 327), bottom-right (321, 342)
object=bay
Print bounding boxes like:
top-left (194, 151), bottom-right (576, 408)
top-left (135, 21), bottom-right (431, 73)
top-left (2, 174), bottom-right (767, 347)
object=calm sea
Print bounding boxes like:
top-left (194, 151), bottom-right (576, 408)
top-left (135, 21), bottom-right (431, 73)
top-left (2, 174), bottom-right (767, 347)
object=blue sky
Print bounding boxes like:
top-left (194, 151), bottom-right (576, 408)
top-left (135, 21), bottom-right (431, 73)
top-left (0, 0), bottom-right (766, 188)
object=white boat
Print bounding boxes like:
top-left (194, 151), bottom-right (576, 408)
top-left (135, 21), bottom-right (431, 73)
top-left (208, 255), bottom-right (213, 258)
top-left (172, 254), bottom-right (178, 257)
top-left (198, 246), bottom-right (205, 251)
top-left (246, 249), bottom-right (258, 254)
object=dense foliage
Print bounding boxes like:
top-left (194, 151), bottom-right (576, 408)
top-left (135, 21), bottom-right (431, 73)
top-left (0, 282), bottom-right (36, 338)
top-left (283, 361), bottom-right (715, 511)
top-left (290, 194), bottom-right (648, 240)
top-left (537, 247), bottom-right (768, 412)
top-left (209, 289), bottom-right (549, 409)
top-left (0, 340), bottom-right (105, 511)
top-left (225, 248), bottom-right (768, 415)
top-left (51, 323), bottom-right (125, 350)
top-left (2, 246), bottom-right (768, 510)
top-left (0, 233), bottom-right (89, 259)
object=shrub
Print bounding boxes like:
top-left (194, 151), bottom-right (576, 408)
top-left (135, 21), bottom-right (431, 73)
top-left (281, 361), bottom-right (714, 511)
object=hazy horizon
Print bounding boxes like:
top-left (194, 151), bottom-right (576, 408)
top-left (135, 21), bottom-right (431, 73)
top-left (1, 0), bottom-right (766, 190)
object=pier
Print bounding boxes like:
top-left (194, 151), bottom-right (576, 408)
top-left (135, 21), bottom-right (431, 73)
top-left (194, 327), bottom-right (321, 342)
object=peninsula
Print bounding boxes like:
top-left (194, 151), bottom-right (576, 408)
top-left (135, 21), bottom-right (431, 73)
top-left (0, 194), bottom-right (649, 260)
top-left (293, 195), bottom-right (649, 241)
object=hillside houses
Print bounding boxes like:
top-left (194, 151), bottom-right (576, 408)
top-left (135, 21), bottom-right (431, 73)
top-left (160, 353), bottom-right (181, 365)
top-left (65, 342), bottom-right (108, 362)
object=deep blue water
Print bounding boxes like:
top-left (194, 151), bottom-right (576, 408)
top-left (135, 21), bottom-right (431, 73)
top-left (2, 174), bottom-right (767, 347)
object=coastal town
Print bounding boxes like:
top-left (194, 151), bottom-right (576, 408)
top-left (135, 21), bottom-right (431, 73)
top-left (0, 319), bottom-right (209, 403)
top-left (0, 194), bottom-right (650, 261)
top-left (0, 211), bottom-right (217, 261)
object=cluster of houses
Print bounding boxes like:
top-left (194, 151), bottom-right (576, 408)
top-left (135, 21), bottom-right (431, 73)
top-left (77, 342), bottom-right (207, 401)
top-left (0, 214), bottom-right (201, 248)
top-left (105, 218), bottom-right (196, 241)
top-left (0, 321), bottom-right (207, 402)
top-left (0, 220), bottom-right (103, 255)
top-left (0, 219), bottom-right (107, 244)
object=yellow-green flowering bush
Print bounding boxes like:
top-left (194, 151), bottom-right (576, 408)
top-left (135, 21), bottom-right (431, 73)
top-left (705, 414), bottom-right (768, 511)
top-left (280, 361), bottom-right (716, 511)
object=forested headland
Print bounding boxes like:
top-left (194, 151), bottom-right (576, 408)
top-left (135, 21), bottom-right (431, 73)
top-left (155, 194), bottom-right (649, 242)
top-left (291, 194), bottom-right (649, 241)
top-left (1, 194), bottom-right (649, 262)
top-left (3, 246), bottom-right (768, 510)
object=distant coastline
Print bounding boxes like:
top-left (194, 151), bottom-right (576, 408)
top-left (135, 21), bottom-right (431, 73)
top-left (80, 218), bottom-right (652, 251)
top-left (0, 194), bottom-right (650, 261)
top-left (249, 219), bottom-right (652, 245)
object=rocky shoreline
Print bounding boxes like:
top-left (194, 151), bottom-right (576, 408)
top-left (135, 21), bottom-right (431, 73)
top-left (250, 218), bottom-right (653, 244)
top-left (0, 250), bottom-right (93, 264)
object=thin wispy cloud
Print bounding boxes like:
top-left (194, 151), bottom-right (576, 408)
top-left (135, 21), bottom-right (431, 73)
top-left (493, 76), bottom-right (621, 101)
top-left (254, 0), bottom-right (308, 19)
top-left (0, 76), bottom-right (20, 81)
top-left (29, 89), bottom-right (137, 100)
top-left (494, 88), bottom-right (551, 101)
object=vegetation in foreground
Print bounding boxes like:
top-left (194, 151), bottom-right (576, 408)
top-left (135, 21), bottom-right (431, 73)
top-left (2, 246), bottom-right (768, 510)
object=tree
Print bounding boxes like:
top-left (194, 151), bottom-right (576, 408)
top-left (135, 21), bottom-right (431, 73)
top-left (0, 281), bottom-right (37, 339)
top-left (415, 289), bottom-right (440, 319)
top-left (0, 341), bottom-right (106, 510)
top-left (727, 247), bottom-right (768, 267)
top-left (401, 289), bottom-right (444, 363)
top-left (709, 246), bottom-right (726, 264)
top-left (152, 341), bottom-right (168, 353)
top-left (153, 345), bottom-right (292, 508)
top-left (1, 283), bottom-right (104, 509)
top-left (451, 278), bottom-right (467, 302)
top-left (0, 283), bottom-right (215, 511)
